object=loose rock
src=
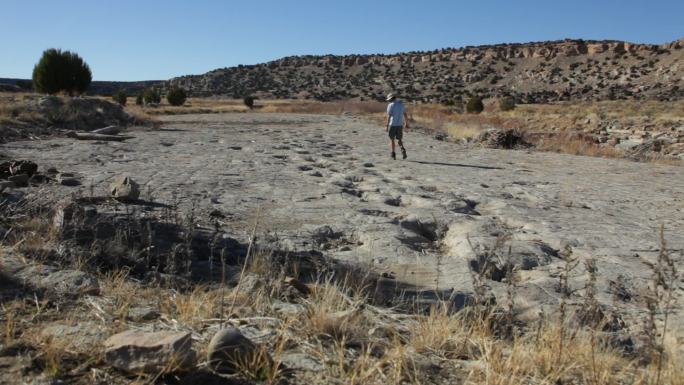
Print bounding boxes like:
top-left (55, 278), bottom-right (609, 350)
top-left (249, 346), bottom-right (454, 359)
top-left (104, 330), bottom-right (195, 374)
top-left (207, 327), bottom-right (268, 374)
top-left (110, 175), bottom-right (140, 201)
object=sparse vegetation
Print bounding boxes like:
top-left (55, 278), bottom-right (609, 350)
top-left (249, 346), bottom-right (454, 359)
top-left (112, 90), bottom-right (127, 106)
top-left (499, 96), bottom-right (516, 111)
top-left (243, 95), bottom-right (257, 109)
top-left (32, 49), bottom-right (92, 95)
top-left (166, 87), bottom-right (187, 106)
top-left (143, 88), bottom-right (161, 105)
top-left (466, 96), bottom-right (484, 114)
top-left (1, 192), bottom-right (682, 384)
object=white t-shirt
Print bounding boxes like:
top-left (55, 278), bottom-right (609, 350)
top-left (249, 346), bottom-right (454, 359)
top-left (387, 100), bottom-right (405, 126)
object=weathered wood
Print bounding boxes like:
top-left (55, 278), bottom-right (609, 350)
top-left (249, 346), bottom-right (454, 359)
top-left (91, 125), bottom-right (124, 135)
top-left (66, 131), bottom-right (134, 141)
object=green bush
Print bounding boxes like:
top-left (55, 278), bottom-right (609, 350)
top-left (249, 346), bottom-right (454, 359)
top-left (166, 87), bottom-right (187, 106)
top-left (112, 90), bottom-right (127, 106)
top-left (143, 88), bottom-right (161, 105)
top-left (15, 80), bottom-right (33, 91)
top-left (466, 96), bottom-right (484, 114)
top-left (243, 96), bottom-right (256, 109)
top-left (499, 96), bottom-right (516, 111)
top-left (135, 92), bottom-right (144, 106)
top-left (32, 48), bottom-right (92, 95)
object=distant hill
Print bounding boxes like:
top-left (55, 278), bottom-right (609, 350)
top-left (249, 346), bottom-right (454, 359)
top-left (168, 38), bottom-right (684, 103)
top-left (0, 78), bottom-right (163, 96)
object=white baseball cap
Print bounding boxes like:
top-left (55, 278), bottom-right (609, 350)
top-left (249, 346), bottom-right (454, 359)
top-left (386, 93), bottom-right (395, 101)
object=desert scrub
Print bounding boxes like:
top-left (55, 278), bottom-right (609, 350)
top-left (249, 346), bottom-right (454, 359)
top-left (499, 96), bottom-right (516, 111)
top-left (466, 96), bottom-right (484, 114)
top-left (112, 90), bottom-right (127, 106)
top-left (32, 48), bottom-right (92, 96)
top-left (166, 87), bottom-right (188, 106)
top-left (143, 88), bottom-right (161, 105)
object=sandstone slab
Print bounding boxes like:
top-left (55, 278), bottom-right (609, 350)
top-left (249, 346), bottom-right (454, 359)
top-left (104, 330), bottom-right (195, 374)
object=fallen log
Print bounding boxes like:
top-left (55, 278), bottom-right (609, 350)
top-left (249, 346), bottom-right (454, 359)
top-left (91, 125), bottom-right (124, 135)
top-left (66, 131), bottom-right (134, 142)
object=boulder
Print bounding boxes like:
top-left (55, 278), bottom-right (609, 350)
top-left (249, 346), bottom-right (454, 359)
top-left (15, 265), bottom-right (100, 296)
top-left (57, 173), bottom-right (80, 186)
top-left (110, 175), bottom-right (140, 201)
top-left (42, 270), bottom-right (100, 295)
top-left (9, 161), bottom-right (38, 177)
top-left (8, 174), bottom-right (29, 188)
top-left (0, 181), bottom-right (14, 193)
top-left (207, 327), bottom-right (266, 374)
top-left (104, 330), bottom-right (195, 374)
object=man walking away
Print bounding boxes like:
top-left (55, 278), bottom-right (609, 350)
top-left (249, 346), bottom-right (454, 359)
top-left (385, 93), bottom-right (409, 160)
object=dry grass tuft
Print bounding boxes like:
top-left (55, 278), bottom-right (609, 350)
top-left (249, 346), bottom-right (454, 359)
top-left (303, 277), bottom-right (367, 341)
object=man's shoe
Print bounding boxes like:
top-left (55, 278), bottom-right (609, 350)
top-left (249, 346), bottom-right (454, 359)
top-left (401, 148), bottom-right (407, 159)
top-left (391, 152), bottom-right (396, 160)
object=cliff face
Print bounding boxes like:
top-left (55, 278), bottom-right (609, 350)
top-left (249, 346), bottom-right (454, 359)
top-left (168, 38), bottom-right (684, 103)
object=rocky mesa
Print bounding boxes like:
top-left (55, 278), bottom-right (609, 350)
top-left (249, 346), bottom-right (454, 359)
top-left (168, 38), bottom-right (684, 102)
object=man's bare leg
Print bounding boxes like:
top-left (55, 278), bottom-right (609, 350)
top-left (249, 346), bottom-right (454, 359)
top-left (398, 139), bottom-right (407, 159)
top-left (390, 138), bottom-right (396, 159)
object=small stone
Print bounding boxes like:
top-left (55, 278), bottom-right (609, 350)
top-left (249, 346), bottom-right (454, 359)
top-left (59, 177), bottom-right (81, 187)
top-left (272, 301), bottom-right (306, 316)
top-left (127, 306), bottom-right (160, 322)
top-left (110, 175), bottom-right (140, 202)
top-left (207, 327), bottom-right (267, 374)
top-left (280, 352), bottom-right (324, 371)
top-left (104, 330), bottom-right (195, 374)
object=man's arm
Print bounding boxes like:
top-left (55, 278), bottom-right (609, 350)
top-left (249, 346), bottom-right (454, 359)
top-left (403, 111), bottom-right (409, 129)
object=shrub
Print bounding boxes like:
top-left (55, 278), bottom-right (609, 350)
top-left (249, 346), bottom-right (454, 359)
top-left (32, 48), bottom-right (92, 95)
top-left (166, 87), bottom-right (187, 106)
top-left (143, 88), bottom-right (161, 105)
top-left (112, 90), bottom-right (127, 106)
top-left (135, 93), bottom-right (144, 106)
top-left (466, 96), bottom-right (484, 114)
top-left (15, 80), bottom-right (33, 91)
top-left (243, 96), bottom-right (256, 109)
top-left (499, 96), bottom-right (516, 111)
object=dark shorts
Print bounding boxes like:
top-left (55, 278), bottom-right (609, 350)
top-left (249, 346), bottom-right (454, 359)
top-left (388, 125), bottom-right (403, 140)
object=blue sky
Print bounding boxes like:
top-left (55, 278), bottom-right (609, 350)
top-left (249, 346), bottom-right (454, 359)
top-left (1, 0), bottom-right (682, 81)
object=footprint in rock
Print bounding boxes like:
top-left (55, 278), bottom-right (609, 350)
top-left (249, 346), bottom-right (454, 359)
top-left (363, 162), bottom-right (375, 168)
top-left (299, 165), bottom-right (313, 171)
top-left (310, 171), bottom-right (323, 177)
top-left (296, 150), bottom-right (310, 155)
top-left (322, 153), bottom-right (335, 158)
top-left (230, 146), bottom-right (242, 150)
top-left (345, 175), bottom-right (364, 183)
top-left (273, 155), bottom-right (288, 160)
top-left (384, 196), bottom-right (402, 207)
top-left (359, 209), bottom-right (394, 218)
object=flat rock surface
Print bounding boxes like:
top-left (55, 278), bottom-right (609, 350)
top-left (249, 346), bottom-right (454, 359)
top-left (2, 113), bottom-right (683, 334)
